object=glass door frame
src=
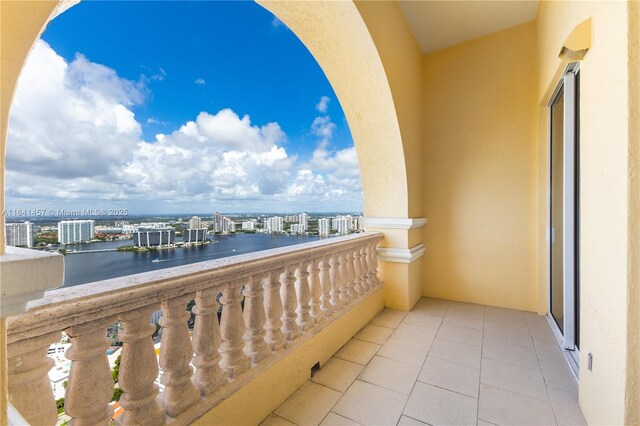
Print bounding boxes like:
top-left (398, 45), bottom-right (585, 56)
top-left (547, 62), bottom-right (580, 369)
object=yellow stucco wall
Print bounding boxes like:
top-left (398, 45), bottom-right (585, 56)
top-left (354, 0), bottom-right (424, 219)
top-left (536, 1), bottom-right (639, 423)
top-left (0, 3), bottom-right (59, 423)
top-left (0, 0), bottom-right (59, 254)
top-left (194, 289), bottom-right (384, 426)
top-left (627, 1), bottom-right (640, 423)
top-left (421, 22), bottom-right (539, 312)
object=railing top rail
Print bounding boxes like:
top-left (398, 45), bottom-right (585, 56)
top-left (7, 232), bottom-right (382, 342)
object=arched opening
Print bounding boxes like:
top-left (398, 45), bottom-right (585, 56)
top-left (0, 0), bottom-right (411, 254)
top-left (0, 4), bottom-right (414, 422)
top-left (0, 0), bottom-right (410, 285)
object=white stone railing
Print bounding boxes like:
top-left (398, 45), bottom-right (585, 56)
top-left (6, 232), bottom-right (383, 425)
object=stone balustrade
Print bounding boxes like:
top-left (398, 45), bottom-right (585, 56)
top-left (6, 232), bottom-right (383, 426)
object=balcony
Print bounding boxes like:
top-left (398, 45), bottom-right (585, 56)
top-left (5, 231), bottom-right (587, 426)
top-left (6, 233), bottom-right (384, 425)
top-left (266, 299), bottom-right (587, 426)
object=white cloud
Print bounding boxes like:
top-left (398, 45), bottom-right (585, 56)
top-left (315, 96), bottom-right (330, 113)
top-left (194, 78), bottom-right (206, 85)
top-left (311, 116), bottom-right (336, 147)
top-left (5, 40), bottom-right (362, 212)
top-left (146, 117), bottom-right (168, 126)
top-left (7, 39), bottom-right (143, 180)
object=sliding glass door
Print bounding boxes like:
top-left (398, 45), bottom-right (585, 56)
top-left (549, 65), bottom-right (580, 356)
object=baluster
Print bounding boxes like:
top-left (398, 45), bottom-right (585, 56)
top-left (307, 258), bottom-right (324, 323)
top-left (318, 256), bottom-right (333, 317)
top-left (369, 242), bottom-right (382, 287)
top-left (345, 250), bottom-right (358, 301)
top-left (219, 283), bottom-right (250, 379)
top-left (243, 275), bottom-right (269, 364)
top-left (7, 332), bottom-right (60, 426)
top-left (352, 248), bottom-right (364, 297)
top-left (280, 265), bottom-right (301, 341)
top-left (338, 252), bottom-right (351, 304)
top-left (295, 261), bottom-right (312, 331)
top-left (159, 295), bottom-right (199, 417)
top-left (118, 306), bottom-right (164, 426)
top-left (263, 269), bottom-right (285, 352)
top-left (65, 318), bottom-right (116, 426)
top-left (368, 243), bottom-right (382, 287)
top-left (365, 243), bottom-right (376, 288)
top-left (360, 246), bottom-right (370, 292)
top-left (329, 254), bottom-right (343, 308)
top-left (192, 288), bottom-right (225, 396)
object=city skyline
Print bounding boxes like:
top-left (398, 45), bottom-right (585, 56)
top-left (5, 1), bottom-right (363, 214)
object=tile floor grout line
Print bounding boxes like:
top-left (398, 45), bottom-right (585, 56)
top-left (413, 378), bottom-right (479, 399)
top-left (271, 413), bottom-right (298, 426)
top-left (395, 299), bottom-right (451, 425)
top-left (475, 304), bottom-right (486, 424)
top-left (479, 353), bottom-right (542, 372)
top-left (374, 350), bottom-right (431, 368)
top-left (526, 312), bottom-right (561, 426)
top-left (435, 335), bottom-right (483, 347)
top-left (321, 308), bottom-right (397, 426)
top-left (398, 413), bottom-right (430, 425)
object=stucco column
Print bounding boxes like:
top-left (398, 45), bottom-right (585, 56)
top-left (364, 218), bottom-right (426, 311)
top-left (0, 247), bottom-right (63, 424)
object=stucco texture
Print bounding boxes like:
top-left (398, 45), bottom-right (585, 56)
top-left (421, 22), bottom-right (539, 312)
top-left (536, 1), bottom-right (638, 423)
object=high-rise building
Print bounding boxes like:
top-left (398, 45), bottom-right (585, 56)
top-left (132, 228), bottom-right (176, 247)
top-left (183, 229), bottom-right (206, 244)
top-left (298, 213), bottom-right (308, 232)
top-left (284, 215), bottom-right (299, 223)
top-left (219, 217), bottom-right (232, 233)
top-left (213, 212), bottom-right (223, 233)
top-left (290, 224), bottom-right (304, 235)
top-left (5, 222), bottom-right (34, 248)
top-left (318, 218), bottom-right (331, 236)
top-left (189, 216), bottom-right (202, 230)
top-left (241, 220), bottom-right (256, 231)
top-left (265, 216), bottom-right (284, 233)
top-left (333, 216), bottom-right (352, 235)
top-left (332, 215), bottom-right (354, 235)
top-left (58, 220), bottom-right (95, 245)
top-left (354, 216), bottom-right (365, 232)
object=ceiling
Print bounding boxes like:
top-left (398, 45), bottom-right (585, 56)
top-left (399, 1), bottom-right (540, 53)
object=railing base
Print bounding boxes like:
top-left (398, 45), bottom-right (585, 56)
top-left (190, 288), bottom-right (384, 426)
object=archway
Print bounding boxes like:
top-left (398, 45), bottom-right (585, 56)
top-left (0, 0), bottom-right (411, 253)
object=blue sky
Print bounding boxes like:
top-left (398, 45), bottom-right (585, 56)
top-left (5, 1), bottom-right (362, 214)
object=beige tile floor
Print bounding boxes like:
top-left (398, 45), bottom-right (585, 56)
top-left (264, 297), bottom-right (587, 426)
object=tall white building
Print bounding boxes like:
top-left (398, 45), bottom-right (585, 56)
top-left (213, 212), bottom-right (223, 233)
top-left (265, 216), bottom-right (284, 233)
top-left (318, 218), bottom-right (331, 236)
top-left (5, 222), bottom-right (34, 248)
top-left (221, 217), bottom-right (235, 233)
top-left (189, 216), bottom-right (202, 230)
top-left (290, 224), bottom-right (304, 235)
top-left (58, 220), bottom-right (95, 244)
top-left (298, 213), bottom-right (308, 232)
top-left (241, 220), bottom-right (256, 231)
top-left (332, 215), bottom-right (353, 235)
